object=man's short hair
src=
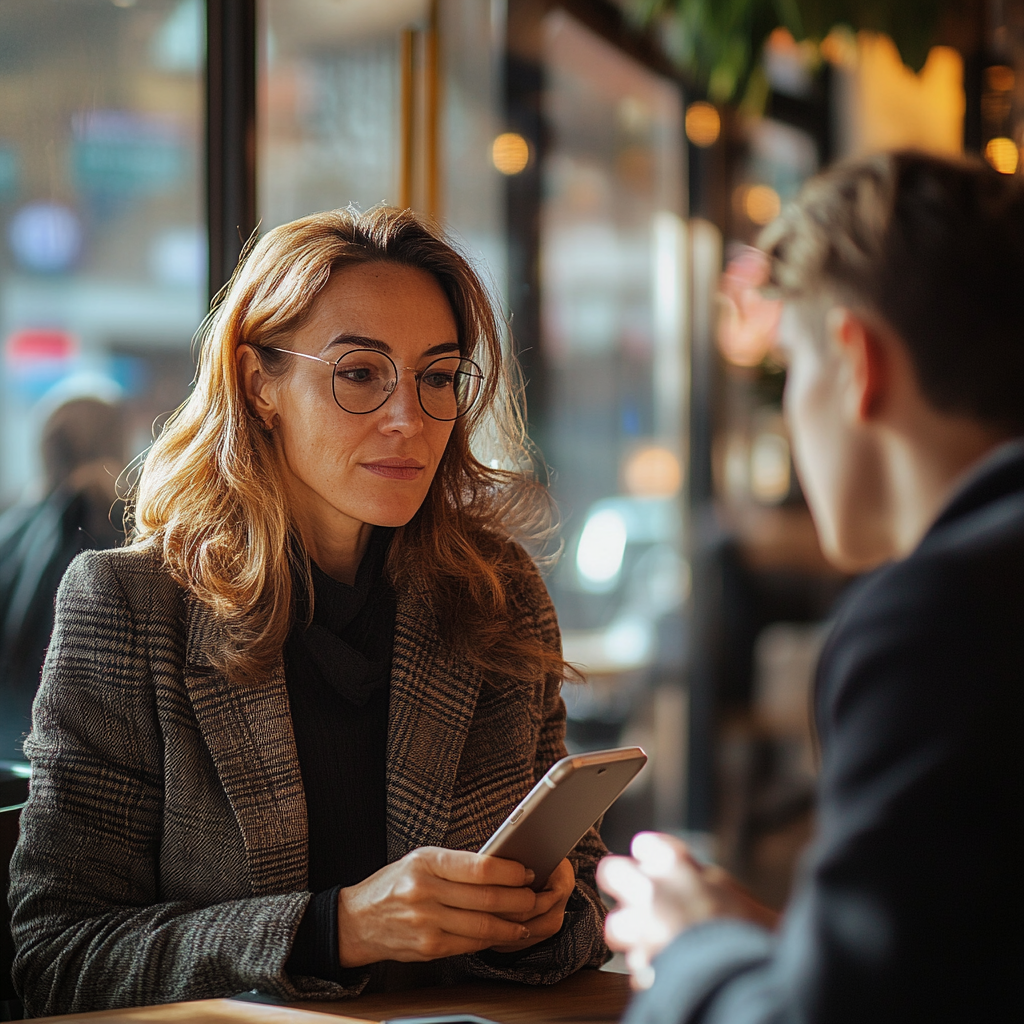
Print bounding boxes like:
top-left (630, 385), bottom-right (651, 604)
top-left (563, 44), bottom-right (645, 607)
top-left (761, 151), bottom-right (1024, 433)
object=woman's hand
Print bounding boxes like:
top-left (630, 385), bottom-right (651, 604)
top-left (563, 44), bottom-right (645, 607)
top-left (489, 857), bottom-right (576, 953)
top-left (597, 832), bottom-right (779, 990)
top-left (336, 847), bottom-right (540, 967)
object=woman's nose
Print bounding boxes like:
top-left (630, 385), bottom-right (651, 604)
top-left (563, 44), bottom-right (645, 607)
top-left (377, 370), bottom-right (424, 435)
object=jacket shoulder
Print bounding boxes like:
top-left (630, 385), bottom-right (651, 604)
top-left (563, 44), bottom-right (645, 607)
top-left (817, 481), bottom-right (1024, 736)
top-left (65, 543), bottom-right (167, 580)
top-left (58, 545), bottom-right (187, 633)
top-left (834, 481), bottom-right (1024, 640)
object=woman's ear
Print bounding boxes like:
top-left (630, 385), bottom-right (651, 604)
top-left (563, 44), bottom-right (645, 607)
top-left (237, 344), bottom-right (279, 429)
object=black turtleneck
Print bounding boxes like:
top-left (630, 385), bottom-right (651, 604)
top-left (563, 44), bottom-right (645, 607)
top-left (284, 527), bottom-right (395, 982)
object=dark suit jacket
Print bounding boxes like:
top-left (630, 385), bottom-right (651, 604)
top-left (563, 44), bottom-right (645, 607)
top-left (626, 440), bottom-right (1024, 1024)
top-left (8, 543), bottom-right (607, 1017)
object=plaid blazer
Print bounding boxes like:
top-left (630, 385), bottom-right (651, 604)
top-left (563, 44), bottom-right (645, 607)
top-left (9, 546), bottom-right (608, 1017)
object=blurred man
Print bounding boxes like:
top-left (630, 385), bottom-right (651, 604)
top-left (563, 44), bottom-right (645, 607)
top-left (0, 389), bottom-right (126, 761)
top-left (599, 152), bottom-right (1023, 1023)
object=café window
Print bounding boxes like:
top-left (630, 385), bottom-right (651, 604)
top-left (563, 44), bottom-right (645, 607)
top-left (0, 0), bottom-right (205, 762)
top-left (533, 10), bottom-right (690, 836)
top-left (1, 2), bottom-right (692, 834)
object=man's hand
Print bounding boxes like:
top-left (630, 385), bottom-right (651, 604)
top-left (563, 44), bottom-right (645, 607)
top-left (337, 847), bottom-right (539, 967)
top-left (490, 857), bottom-right (575, 953)
top-left (597, 832), bottom-right (779, 990)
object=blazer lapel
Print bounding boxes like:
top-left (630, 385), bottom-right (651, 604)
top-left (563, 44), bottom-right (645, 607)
top-left (183, 598), bottom-right (308, 895)
top-left (386, 579), bottom-right (484, 861)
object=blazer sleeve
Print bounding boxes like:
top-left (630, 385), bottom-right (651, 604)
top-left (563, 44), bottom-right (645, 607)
top-left (464, 550), bottom-right (610, 985)
top-left (623, 553), bottom-right (1023, 1024)
top-left (8, 552), bottom-right (362, 1017)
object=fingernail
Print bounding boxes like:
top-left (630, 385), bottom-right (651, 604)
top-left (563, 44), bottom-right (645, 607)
top-left (524, 869), bottom-right (536, 884)
top-left (520, 926), bottom-right (531, 939)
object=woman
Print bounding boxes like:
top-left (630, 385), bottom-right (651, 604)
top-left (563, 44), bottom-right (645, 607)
top-left (9, 207), bottom-right (608, 1016)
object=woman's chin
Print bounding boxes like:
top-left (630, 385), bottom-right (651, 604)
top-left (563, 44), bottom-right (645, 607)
top-left (355, 499), bottom-right (425, 530)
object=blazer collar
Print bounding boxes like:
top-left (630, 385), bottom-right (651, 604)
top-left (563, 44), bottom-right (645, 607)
top-left (182, 570), bottom-right (485, 885)
top-left (927, 438), bottom-right (1024, 537)
top-left (183, 599), bottom-right (309, 895)
top-left (385, 572), bottom-right (484, 861)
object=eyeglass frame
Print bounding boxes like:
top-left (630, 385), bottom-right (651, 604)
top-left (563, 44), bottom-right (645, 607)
top-left (264, 346), bottom-right (485, 422)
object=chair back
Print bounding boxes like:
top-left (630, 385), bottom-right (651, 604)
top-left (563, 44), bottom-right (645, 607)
top-left (1, 795), bottom-right (27, 1007)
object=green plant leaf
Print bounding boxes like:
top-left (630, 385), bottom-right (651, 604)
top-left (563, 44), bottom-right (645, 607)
top-left (633, 0), bottom-right (953, 100)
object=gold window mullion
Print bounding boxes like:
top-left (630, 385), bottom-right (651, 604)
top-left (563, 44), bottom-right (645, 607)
top-left (399, 1), bottom-right (440, 218)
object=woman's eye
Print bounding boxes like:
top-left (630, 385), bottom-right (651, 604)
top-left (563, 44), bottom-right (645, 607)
top-left (422, 371), bottom-right (455, 390)
top-left (337, 366), bottom-right (376, 384)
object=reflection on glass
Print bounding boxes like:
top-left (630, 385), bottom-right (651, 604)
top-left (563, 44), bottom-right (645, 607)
top-left (439, 0), bottom-right (508, 303)
top-left (0, 0), bottom-right (205, 759)
top-left (260, 0), bottom-right (420, 227)
top-left (539, 13), bottom-right (688, 800)
top-left (0, 0), bottom-right (205, 502)
top-left (540, 8), bottom-right (686, 630)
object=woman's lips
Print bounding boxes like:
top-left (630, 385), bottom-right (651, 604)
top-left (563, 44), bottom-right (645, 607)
top-left (361, 459), bottom-right (425, 480)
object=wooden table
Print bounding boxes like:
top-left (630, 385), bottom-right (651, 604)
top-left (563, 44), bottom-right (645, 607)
top-left (32, 969), bottom-right (633, 1024)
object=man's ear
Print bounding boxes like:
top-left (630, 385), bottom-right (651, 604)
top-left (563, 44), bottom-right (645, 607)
top-left (237, 344), bottom-right (279, 429)
top-left (826, 306), bottom-right (887, 423)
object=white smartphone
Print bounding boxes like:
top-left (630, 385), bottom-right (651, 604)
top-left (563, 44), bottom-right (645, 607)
top-left (479, 746), bottom-right (647, 890)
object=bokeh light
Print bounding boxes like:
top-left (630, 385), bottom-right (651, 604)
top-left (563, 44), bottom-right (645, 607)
top-left (985, 137), bottom-right (1019, 175)
top-left (623, 445), bottom-right (682, 498)
top-left (491, 132), bottom-right (530, 175)
top-left (750, 431), bottom-right (791, 504)
top-left (684, 102), bottom-right (721, 148)
top-left (743, 184), bottom-right (782, 225)
top-left (819, 27), bottom-right (858, 69)
top-left (985, 65), bottom-right (1015, 92)
top-left (576, 509), bottom-right (628, 590)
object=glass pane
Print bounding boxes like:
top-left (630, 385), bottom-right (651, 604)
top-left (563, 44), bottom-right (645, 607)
top-left (539, 11), bottom-right (688, 826)
top-left (439, 0), bottom-right (508, 305)
top-left (0, 0), bottom-right (205, 762)
top-left (259, 0), bottom-right (425, 227)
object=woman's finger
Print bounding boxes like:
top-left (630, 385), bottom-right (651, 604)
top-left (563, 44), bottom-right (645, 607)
top-left (432, 877), bottom-right (538, 916)
top-left (425, 847), bottom-right (535, 888)
top-left (528, 886), bottom-right (564, 917)
top-left (490, 897), bottom-right (568, 952)
top-left (543, 858), bottom-right (576, 894)
top-left (431, 903), bottom-right (533, 946)
top-left (518, 899), bottom-right (565, 939)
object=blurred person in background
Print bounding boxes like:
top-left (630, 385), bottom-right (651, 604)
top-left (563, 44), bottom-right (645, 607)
top-left (600, 151), bottom-right (1023, 1023)
top-left (0, 385), bottom-right (126, 762)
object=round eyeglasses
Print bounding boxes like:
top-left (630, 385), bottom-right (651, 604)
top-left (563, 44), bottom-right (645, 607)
top-left (267, 347), bottom-right (485, 421)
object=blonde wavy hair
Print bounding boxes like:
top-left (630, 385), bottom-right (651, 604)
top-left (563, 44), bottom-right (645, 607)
top-left (128, 206), bottom-right (563, 684)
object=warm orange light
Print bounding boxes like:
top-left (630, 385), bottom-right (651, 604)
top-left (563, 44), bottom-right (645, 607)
top-left (985, 136), bottom-right (1019, 174)
top-left (623, 446), bottom-right (682, 498)
top-left (685, 102), bottom-right (721, 148)
top-left (854, 35), bottom-right (964, 157)
top-left (820, 27), bottom-right (858, 69)
top-left (766, 27), bottom-right (798, 54)
top-left (492, 133), bottom-right (530, 175)
top-left (985, 65), bottom-right (1015, 92)
top-left (744, 184), bottom-right (781, 225)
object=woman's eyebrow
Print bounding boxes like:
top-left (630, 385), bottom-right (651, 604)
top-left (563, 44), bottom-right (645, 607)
top-left (325, 333), bottom-right (389, 354)
top-left (423, 342), bottom-right (461, 357)
top-left (324, 335), bottom-right (461, 358)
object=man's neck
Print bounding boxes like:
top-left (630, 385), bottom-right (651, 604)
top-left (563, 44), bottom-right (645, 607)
top-left (882, 415), bottom-right (1011, 557)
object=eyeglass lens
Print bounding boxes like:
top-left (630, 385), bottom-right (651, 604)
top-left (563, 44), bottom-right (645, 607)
top-left (330, 349), bottom-right (483, 420)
